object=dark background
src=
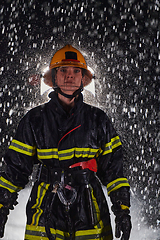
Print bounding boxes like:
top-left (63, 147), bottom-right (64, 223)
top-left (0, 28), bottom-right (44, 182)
top-left (0, 0), bottom-right (159, 233)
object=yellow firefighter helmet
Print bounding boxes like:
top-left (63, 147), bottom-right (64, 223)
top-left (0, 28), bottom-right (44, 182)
top-left (44, 45), bottom-right (92, 87)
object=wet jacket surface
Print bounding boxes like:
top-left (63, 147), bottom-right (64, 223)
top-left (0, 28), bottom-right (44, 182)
top-left (0, 92), bottom-right (130, 240)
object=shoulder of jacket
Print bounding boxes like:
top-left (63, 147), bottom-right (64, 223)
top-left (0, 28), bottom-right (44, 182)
top-left (83, 102), bottom-right (107, 116)
top-left (23, 103), bottom-right (47, 121)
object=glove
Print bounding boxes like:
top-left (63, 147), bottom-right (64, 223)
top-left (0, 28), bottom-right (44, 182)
top-left (110, 187), bottom-right (132, 240)
top-left (112, 202), bottom-right (132, 240)
top-left (0, 207), bottom-right (9, 238)
top-left (0, 188), bottom-right (18, 238)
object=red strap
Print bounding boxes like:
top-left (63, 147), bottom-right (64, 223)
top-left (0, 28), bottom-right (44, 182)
top-left (58, 125), bottom-right (81, 147)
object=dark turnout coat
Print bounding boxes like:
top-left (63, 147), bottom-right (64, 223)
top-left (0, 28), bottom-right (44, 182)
top-left (0, 92), bottom-right (130, 240)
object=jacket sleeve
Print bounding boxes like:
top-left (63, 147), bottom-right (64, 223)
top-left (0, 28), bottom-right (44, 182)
top-left (0, 111), bottom-right (37, 193)
top-left (96, 114), bottom-right (130, 196)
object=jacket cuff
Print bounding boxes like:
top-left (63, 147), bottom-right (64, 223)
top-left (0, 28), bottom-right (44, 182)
top-left (107, 178), bottom-right (130, 195)
top-left (0, 176), bottom-right (22, 193)
top-left (109, 186), bottom-right (131, 207)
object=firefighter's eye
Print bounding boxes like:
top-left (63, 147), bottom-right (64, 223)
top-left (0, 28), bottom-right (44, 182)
top-left (60, 68), bottom-right (66, 73)
top-left (74, 69), bottom-right (81, 73)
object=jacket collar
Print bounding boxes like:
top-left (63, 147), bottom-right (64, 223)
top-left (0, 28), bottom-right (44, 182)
top-left (47, 91), bottom-right (83, 116)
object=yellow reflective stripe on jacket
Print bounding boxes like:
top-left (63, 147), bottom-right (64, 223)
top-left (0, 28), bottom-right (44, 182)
top-left (59, 148), bottom-right (98, 160)
top-left (37, 148), bottom-right (59, 159)
top-left (0, 176), bottom-right (22, 193)
top-left (91, 187), bottom-right (103, 229)
top-left (31, 182), bottom-right (50, 226)
top-left (75, 224), bottom-right (112, 239)
top-left (9, 139), bottom-right (36, 156)
top-left (25, 225), bottom-right (68, 240)
top-left (107, 178), bottom-right (130, 195)
top-left (37, 147), bottom-right (99, 161)
top-left (103, 136), bottom-right (122, 155)
top-left (25, 224), bottom-right (112, 240)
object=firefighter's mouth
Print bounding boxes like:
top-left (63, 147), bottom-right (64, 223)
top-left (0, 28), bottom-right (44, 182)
top-left (64, 81), bottom-right (75, 84)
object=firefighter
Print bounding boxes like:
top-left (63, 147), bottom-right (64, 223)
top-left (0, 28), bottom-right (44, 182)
top-left (0, 45), bottom-right (132, 240)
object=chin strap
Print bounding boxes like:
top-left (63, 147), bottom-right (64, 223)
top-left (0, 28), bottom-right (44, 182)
top-left (53, 81), bottom-right (83, 99)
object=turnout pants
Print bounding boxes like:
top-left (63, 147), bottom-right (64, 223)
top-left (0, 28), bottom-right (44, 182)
top-left (24, 168), bottom-right (113, 240)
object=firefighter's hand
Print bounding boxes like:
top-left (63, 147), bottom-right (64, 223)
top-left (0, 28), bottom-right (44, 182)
top-left (0, 189), bottom-right (18, 238)
top-left (0, 207), bottom-right (9, 238)
top-left (110, 187), bottom-right (131, 239)
top-left (111, 203), bottom-right (131, 240)
top-left (115, 212), bottom-right (131, 240)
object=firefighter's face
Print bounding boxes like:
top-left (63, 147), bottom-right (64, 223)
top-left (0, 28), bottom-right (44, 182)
top-left (55, 66), bottom-right (82, 95)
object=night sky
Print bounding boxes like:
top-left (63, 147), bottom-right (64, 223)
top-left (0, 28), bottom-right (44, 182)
top-left (0, 0), bottom-right (159, 237)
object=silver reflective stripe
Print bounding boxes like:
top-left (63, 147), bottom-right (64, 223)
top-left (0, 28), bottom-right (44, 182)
top-left (9, 139), bottom-right (36, 156)
top-left (103, 136), bottom-right (122, 155)
top-left (37, 147), bottom-right (99, 160)
top-left (31, 182), bottom-right (50, 226)
top-left (107, 180), bottom-right (129, 193)
top-left (0, 176), bottom-right (22, 193)
top-left (37, 148), bottom-right (59, 159)
top-left (25, 229), bottom-right (48, 237)
top-left (25, 225), bottom-right (66, 239)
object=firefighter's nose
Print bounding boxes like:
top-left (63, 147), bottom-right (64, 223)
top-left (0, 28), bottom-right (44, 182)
top-left (66, 69), bottom-right (73, 78)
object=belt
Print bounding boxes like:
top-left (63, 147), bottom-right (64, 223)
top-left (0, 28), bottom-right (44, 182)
top-left (37, 164), bottom-right (95, 187)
